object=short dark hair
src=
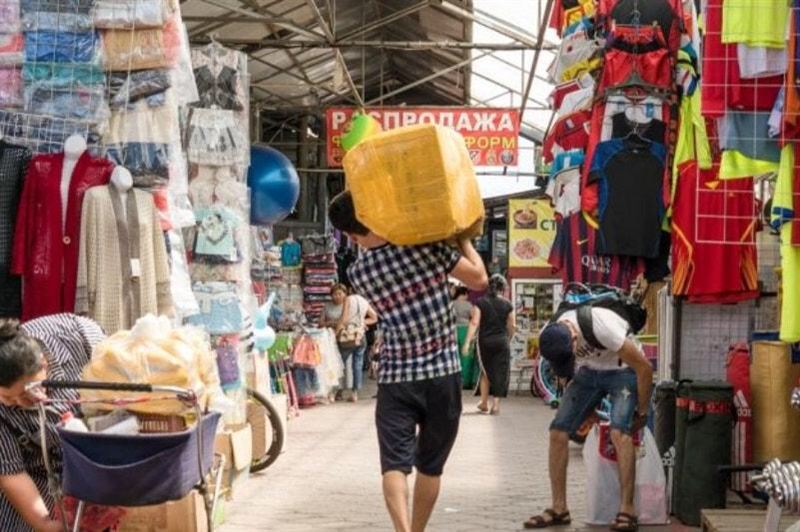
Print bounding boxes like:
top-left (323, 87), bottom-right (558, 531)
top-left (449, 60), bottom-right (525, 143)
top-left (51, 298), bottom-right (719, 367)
top-left (454, 286), bottom-right (469, 298)
top-left (0, 319), bottom-right (43, 387)
top-left (488, 274), bottom-right (508, 296)
top-left (328, 191), bottom-right (370, 236)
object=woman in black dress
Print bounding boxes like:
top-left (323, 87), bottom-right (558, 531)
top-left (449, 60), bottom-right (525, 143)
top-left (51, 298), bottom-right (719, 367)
top-left (462, 274), bottom-right (515, 415)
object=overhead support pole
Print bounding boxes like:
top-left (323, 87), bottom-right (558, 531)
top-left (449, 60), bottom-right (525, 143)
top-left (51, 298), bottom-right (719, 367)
top-left (435, 0), bottom-right (539, 47)
top-left (304, 0), bottom-right (365, 107)
top-left (191, 37), bottom-right (552, 50)
top-left (518, 0), bottom-right (555, 126)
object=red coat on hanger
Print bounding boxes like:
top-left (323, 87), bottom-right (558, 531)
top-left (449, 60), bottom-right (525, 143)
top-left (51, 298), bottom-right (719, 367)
top-left (11, 151), bottom-right (113, 320)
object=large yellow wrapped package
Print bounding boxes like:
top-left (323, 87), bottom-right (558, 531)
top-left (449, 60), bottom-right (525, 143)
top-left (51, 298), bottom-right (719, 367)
top-left (82, 315), bottom-right (226, 416)
top-left (751, 341), bottom-right (800, 462)
top-left (343, 124), bottom-right (485, 245)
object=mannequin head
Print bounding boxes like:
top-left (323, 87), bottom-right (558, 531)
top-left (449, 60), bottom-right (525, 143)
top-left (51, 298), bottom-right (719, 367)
top-left (110, 166), bottom-right (133, 192)
top-left (63, 134), bottom-right (87, 158)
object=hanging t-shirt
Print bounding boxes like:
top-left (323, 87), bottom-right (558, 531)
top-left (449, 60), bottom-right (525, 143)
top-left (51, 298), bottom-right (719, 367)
top-left (719, 112), bottom-right (781, 163)
top-left (548, 30), bottom-right (602, 84)
top-left (610, 113), bottom-right (667, 143)
top-left (551, 149), bottom-right (585, 175)
top-left (600, 0), bottom-right (682, 51)
top-left (737, 45), bottom-right (787, 79)
top-left (772, 146), bottom-right (800, 341)
top-left (280, 239), bottom-right (302, 267)
top-left (721, 0), bottom-right (790, 48)
top-left (546, 166), bottom-right (581, 218)
top-left (719, 149), bottom-right (779, 180)
top-left (549, 72), bottom-right (595, 110)
top-left (671, 161), bottom-right (759, 303)
top-left (542, 109), bottom-right (592, 162)
top-left (588, 137), bottom-right (668, 258)
top-left (548, 211), bottom-right (645, 290)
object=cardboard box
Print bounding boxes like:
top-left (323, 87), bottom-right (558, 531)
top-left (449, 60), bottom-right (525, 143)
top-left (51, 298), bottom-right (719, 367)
top-left (247, 401), bottom-right (272, 460)
top-left (212, 424), bottom-right (252, 499)
top-left (119, 490), bottom-right (208, 532)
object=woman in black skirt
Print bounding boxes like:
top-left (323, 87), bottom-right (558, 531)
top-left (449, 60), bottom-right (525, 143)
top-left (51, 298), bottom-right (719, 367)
top-left (462, 274), bottom-right (516, 415)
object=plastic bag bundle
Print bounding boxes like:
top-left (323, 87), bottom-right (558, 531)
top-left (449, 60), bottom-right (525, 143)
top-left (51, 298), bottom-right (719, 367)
top-left (92, 0), bottom-right (166, 29)
top-left (81, 314), bottom-right (226, 415)
top-left (583, 426), bottom-right (668, 525)
top-left (752, 341), bottom-right (800, 462)
top-left (343, 124), bottom-right (485, 246)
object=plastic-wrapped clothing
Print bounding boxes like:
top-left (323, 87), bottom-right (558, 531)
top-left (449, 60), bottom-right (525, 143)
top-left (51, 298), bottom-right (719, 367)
top-left (0, 0), bottom-right (20, 33)
top-left (166, 229), bottom-right (199, 319)
top-left (0, 110), bottom-right (102, 154)
top-left (20, 0), bottom-right (93, 14)
top-left (82, 315), bottom-right (227, 416)
top-left (105, 92), bottom-right (179, 144)
top-left (22, 62), bottom-right (105, 86)
top-left (24, 84), bottom-right (108, 121)
top-left (0, 34), bottom-right (24, 66)
top-left (24, 30), bottom-right (98, 63)
top-left (21, 11), bottom-right (93, 31)
top-left (193, 205), bottom-right (242, 264)
top-left (185, 282), bottom-right (242, 335)
top-left (191, 45), bottom-right (247, 111)
top-left (102, 16), bottom-right (180, 71)
top-left (108, 69), bottom-right (170, 108)
top-left (186, 108), bottom-right (246, 166)
top-left (170, 20), bottom-right (198, 106)
top-left (105, 142), bottom-right (170, 187)
top-left (92, 0), bottom-right (165, 29)
top-left (0, 67), bottom-right (22, 108)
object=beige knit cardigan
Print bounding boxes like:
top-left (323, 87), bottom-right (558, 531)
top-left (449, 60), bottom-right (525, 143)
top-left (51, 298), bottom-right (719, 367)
top-left (76, 185), bottom-right (172, 334)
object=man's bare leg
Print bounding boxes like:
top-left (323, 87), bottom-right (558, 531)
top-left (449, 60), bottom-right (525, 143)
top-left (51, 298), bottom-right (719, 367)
top-left (411, 472), bottom-right (441, 532)
top-left (383, 471), bottom-right (412, 532)
top-left (549, 429), bottom-right (570, 515)
top-left (610, 429), bottom-right (636, 516)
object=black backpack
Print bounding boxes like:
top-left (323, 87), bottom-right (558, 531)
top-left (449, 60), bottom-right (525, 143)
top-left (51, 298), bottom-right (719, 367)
top-left (552, 283), bottom-right (647, 350)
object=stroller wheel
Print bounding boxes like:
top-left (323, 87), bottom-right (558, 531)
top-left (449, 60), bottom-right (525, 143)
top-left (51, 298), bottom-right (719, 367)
top-left (247, 389), bottom-right (285, 473)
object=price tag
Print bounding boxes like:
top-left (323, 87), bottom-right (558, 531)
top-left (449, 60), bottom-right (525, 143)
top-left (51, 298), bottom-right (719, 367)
top-left (131, 259), bottom-right (141, 279)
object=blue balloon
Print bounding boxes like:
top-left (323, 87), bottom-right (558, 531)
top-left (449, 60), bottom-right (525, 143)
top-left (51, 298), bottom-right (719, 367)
top-left (247, 145), bottom-right (301, 225)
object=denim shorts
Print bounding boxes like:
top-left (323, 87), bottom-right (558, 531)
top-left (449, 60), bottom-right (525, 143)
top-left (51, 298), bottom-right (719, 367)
top-left (550, 366), bottom-right (638, 435)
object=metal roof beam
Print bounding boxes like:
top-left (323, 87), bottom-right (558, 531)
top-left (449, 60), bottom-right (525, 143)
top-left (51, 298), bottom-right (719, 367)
top-left (435, 0), bottom-right (538, 47)
top-left (196, 0), bottom-right (326, 41)
top-left (366, 49), bottom-right (492, 105)
top-left (336, 1), bottom-right (431, 41)
top-left (305, 0), bottom-right (366, 107)
top-left (194, 37), bottom-right (550, 49)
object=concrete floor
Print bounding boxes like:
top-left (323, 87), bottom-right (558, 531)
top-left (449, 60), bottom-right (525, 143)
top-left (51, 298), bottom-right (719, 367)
top-left (220, 384), bottom-right (698, 531)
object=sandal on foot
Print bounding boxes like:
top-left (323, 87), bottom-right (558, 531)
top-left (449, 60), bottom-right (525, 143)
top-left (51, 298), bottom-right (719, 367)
top-left (523, 509), bottom-right (571, 529)
top-left (610, 512), bottom-right (638, 532)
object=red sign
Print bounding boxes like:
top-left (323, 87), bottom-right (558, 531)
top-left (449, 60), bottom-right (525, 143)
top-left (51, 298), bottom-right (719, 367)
top-left (325, 107), bottom-right (520, 168)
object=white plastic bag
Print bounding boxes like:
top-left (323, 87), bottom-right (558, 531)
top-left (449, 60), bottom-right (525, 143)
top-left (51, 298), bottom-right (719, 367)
top-left (583, 426), bottom-right (668, 525)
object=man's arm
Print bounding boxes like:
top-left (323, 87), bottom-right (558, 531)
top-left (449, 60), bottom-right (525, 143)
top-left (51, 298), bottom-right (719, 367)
top-left (616, 339), bottom-right (654, 427)
top-left (451, 237), bottom-right (488, 291)
top-left (0, 473), bottom-right (62, 532)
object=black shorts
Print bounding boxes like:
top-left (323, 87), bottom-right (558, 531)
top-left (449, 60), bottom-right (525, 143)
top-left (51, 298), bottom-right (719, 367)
top-left (375, 373), bottom-right (462, 477)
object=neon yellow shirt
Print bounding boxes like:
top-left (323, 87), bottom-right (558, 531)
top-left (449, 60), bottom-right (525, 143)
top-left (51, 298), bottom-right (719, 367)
top-left (560, 57), bottom-right (603, 84)
top-left (721, 0), bottom-right (790, 48)
top-left (720, 149), bottom-right (779, 180)
top-left (774, 146), bottom-right (800, 342)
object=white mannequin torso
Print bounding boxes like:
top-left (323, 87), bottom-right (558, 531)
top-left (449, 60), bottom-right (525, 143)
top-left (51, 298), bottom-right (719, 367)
top-left (110, 166), bottom-right (133, 218)
top-left (61, 135), bottom-right (87, 231)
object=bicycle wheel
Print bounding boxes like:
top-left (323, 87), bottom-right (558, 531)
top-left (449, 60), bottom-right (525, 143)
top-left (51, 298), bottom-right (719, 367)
top-left (246, 388), bottom-right (285, 473)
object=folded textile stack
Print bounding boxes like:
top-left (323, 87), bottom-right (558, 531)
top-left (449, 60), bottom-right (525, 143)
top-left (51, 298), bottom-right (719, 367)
top-left (300, 233), bottom-right (337, 325)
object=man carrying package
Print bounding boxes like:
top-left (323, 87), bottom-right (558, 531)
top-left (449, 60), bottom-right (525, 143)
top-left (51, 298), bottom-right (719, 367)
top-left (525, 305), bottom-right (653, 532)
top-left (328, 190), bottom-right (487, 532)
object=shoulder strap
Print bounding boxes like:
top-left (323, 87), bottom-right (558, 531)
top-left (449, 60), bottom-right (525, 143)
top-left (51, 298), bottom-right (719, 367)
top-left (576, 306), bottom-right (604, 350)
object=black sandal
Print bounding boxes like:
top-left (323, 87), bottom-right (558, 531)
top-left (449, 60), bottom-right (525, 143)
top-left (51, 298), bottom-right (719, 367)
top-left (523, 509), bottom-right (571, 529)
top-left (610, 512), bottom-right (638, 532)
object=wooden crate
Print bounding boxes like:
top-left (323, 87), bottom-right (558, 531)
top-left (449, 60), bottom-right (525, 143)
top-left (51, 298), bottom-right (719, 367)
top-left (701, 508), bottom-right (799, 532)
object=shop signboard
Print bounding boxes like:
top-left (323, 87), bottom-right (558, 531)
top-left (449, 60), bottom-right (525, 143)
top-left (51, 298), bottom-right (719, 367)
top-left (325, 107), bottom-right (520, 167)
top-left (507, 198), bottom-right (557, 269)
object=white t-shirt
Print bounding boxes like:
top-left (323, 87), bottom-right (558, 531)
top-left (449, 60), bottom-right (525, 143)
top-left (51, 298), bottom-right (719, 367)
top-left (546, 166), bottom-right (581, 218)
top-left (558, 308), bottom-right (630, 371)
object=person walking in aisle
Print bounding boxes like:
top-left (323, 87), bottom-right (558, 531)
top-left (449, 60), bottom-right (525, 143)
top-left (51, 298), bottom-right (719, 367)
top-left (462, 274), bottom-right (515, 414)
top-left (328, 191), bottom-right (488, 532)
top-left (452, 286), bottom-right (473, 326)
top-left (322, 284), bottom-right (378, 402)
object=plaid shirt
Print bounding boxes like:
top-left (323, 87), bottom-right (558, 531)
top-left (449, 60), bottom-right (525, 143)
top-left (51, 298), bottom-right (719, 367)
top-left (348, 242), bottom-right (461, 384)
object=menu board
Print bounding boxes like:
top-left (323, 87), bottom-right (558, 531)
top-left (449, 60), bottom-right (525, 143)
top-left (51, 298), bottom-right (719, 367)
top-left (508, 199), bottom-right (557, 268)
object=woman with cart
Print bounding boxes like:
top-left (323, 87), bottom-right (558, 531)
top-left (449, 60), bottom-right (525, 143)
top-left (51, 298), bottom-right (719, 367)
top-left (0, 314), bottom-right (104, 532)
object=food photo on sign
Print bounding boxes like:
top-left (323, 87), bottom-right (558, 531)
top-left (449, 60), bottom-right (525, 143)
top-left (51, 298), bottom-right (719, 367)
top-left (508, 199), bottom-right (557, 268)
